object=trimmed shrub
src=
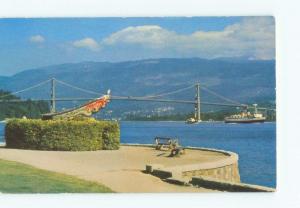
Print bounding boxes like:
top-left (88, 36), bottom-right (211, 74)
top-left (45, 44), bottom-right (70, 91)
top-left (5, 119), bottom-right (120, 151)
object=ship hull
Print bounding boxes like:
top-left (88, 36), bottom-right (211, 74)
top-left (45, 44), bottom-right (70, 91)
top-left (224, 117), bottom-right (266, 123)
top-left (186, 121), bottom-right (200, 124)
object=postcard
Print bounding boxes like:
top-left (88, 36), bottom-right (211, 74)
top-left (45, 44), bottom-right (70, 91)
top-left (0, 17), bottom-right (276, 193)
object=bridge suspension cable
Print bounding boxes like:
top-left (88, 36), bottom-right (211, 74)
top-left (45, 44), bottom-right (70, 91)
top-left (55, 79), bottom-right (105, 96)
top-left (53, 79), bottom-right (244, 107)
top-left (201, 85), bottom-right (243, 106)
top-left (140, 84), bottom-right (195, 99)
top-left (55, 79), bottom-right (195, 99)
top-left (0, 78), bottom-right (52, 99)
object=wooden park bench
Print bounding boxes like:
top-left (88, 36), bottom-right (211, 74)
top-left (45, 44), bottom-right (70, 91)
top-left (154, 137), bottom-right (186, 156)
top-left (154, 137), bottom-right (178, 151)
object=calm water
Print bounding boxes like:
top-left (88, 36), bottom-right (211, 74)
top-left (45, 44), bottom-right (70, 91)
top-left (0, 121), bottom-right (276, 188)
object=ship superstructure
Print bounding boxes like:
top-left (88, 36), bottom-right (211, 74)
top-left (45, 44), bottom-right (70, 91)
top-left (224, 104), bottom-right (266, 123)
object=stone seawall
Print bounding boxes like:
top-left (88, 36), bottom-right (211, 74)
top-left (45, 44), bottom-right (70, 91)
top-left (145, 146), bottom-right (240, 183)
top-left (181, 147), bottom-right (240, 182)
top-left (121, 144), bottom-right (273, 192)
top-left (191, 176), bottom-right (275, 192)
top-left (182, 163), bottom-right (240, 183)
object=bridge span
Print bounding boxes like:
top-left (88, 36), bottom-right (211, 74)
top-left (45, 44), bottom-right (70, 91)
top-left (0, 78), bottom-right (274, 121)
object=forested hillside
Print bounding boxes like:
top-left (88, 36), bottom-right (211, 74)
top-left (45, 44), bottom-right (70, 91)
top-left (0, 90), bottom-right (49, 120)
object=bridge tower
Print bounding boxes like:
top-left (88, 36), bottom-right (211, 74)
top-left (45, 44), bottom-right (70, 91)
top-left (194, 83), bottom-right (201, 122)
top-left (50, 78), bottom-right (56, 113)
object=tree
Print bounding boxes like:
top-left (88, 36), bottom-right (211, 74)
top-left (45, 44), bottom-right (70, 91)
top-left (0, 90), bottom-right (49, 120)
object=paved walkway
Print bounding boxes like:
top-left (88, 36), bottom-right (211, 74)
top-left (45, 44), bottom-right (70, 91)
top-left (0, 146), bottom-right (225, 192)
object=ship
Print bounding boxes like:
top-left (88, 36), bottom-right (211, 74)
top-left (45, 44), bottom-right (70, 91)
top-left (185, 117), bottom-right (202, 124)
top-left (186, 117), bottom-right (198, 124)
top-left (224, 104), bottom-right (266, 123)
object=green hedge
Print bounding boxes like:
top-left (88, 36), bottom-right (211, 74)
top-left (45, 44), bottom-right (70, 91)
top-left (5, 119), bottom-right (120, 151)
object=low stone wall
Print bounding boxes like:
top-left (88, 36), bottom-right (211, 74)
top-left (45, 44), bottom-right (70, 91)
top-left (124, 144), bottom-right (273, 192)
top-left (146, 146), bottom-right (240, 183)
top-left (191, 176), bottom-right (275, 192)
top-left (182, 163), bottom-right (240, 183)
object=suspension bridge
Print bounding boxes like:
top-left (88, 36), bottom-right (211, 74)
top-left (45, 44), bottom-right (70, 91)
top-left (0, 78), bottom-right (275, 121)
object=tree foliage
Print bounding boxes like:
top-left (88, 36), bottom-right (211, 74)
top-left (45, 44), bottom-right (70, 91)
top-left (0, 90), bottom-right (49, 120)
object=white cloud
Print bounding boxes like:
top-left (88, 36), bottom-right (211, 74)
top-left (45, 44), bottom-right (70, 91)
top-left (101, 17), bottom-right (275, 60)
top-left (29, 35), bottom-right (45, 43)
top-left (103, 25), bottom-right (174, 49)
top-left (72, 38), bottom-right (100, 51)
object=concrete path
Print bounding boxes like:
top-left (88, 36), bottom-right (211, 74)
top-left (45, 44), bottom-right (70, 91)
top-left (0, 146), bottom-right (224, 192)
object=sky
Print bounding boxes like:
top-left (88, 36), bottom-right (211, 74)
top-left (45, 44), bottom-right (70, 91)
top-left (0, 16), bottom-right (275, 76)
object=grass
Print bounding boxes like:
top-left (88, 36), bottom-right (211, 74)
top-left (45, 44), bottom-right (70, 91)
top-left (0, 159), bottom-right (114, 193)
